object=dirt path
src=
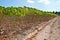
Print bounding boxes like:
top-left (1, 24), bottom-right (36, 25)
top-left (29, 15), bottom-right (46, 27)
top-left (50, 17), bottom-right (60, 40)
top-left (25, 17), bottom-right (60, 40)
top-left (0, 17), bottom-right (59, 40)
top-left (25, 17), bottom-right (57, 40)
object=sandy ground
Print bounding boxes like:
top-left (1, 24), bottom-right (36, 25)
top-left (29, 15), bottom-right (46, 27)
top-left (0, 16), bottom-right (59, 40)
top-left (34, 17), bottom-right (60, 40)
top-left (27, 17), bottom-right (60, 40)
top-left (26, 17), bottom-right (57, 40)
top-left (50, 17), bottom-right (60, 40)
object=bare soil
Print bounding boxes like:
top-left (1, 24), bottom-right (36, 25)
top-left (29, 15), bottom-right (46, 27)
top-left (0, 15), bottom-right (55, 40)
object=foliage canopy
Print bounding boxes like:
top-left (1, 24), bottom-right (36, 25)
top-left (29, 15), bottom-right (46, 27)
top-left (0, 6), bottom-right (57, 17)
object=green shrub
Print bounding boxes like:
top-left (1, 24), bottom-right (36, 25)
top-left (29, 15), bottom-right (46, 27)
top-left (0, 6), bottom-right (57, 17)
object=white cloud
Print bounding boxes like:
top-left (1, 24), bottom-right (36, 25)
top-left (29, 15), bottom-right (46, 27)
top-left (57, 0), bottom-right (60, 3)
top-left (38, 0), bottom-right (50, 5)
top-left (27, 0), bottom-right (34, 3)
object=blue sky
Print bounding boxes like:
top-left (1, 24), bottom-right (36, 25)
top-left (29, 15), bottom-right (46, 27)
top-left (0, 0), bottom-right (60, 12)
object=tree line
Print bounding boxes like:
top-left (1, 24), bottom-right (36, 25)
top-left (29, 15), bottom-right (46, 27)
top-left (0, 6), bottom-right (57, 17)
top-left (53, 11), bottom-right (60, 15)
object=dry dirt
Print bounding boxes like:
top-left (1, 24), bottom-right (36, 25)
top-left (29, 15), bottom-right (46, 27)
top-left (0, 16), bottom-right (55, 40)
top-left (50, 17), bottom-right (60, 40)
